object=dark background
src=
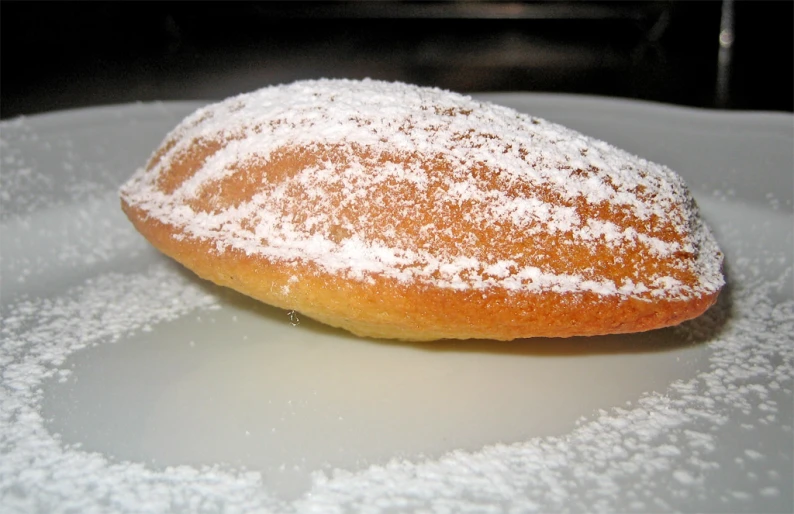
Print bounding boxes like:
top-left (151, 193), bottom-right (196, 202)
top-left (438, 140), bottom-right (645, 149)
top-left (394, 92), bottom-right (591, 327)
top-left (1, 0), bottom-right (792, 119)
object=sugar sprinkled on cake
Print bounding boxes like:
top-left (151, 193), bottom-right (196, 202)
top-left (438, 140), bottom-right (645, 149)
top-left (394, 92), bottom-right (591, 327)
top-left (120, 79), bottom-right (724, 300)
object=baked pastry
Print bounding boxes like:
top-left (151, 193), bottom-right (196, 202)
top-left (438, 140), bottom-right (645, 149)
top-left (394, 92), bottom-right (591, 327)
top-left (120, 79), bottom-right (724, 341)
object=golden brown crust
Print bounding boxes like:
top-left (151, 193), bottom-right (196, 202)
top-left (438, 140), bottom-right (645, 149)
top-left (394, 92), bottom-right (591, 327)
top-left (120, 79), bottom-right (723, 341)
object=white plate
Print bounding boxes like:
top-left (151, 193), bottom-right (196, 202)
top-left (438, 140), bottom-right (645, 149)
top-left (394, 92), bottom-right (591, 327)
top-left (1, 94), bottom-right (792, 513)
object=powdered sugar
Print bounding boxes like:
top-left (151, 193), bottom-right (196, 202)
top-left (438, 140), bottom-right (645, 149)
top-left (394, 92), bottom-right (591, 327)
top-left (2, 97), bottom-right (791, 513)
top-left (2, 275), bottom-right (791, 512)
top-left (1, 264), bottom-right (279, 512)
top-left (120, 79), bottom-right (724, 300)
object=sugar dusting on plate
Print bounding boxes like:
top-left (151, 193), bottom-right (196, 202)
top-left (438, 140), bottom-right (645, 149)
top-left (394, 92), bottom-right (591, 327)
top-left (2, 101), bottom-right (792, 513)
top-left (1, 255), bottom-right (791, 512)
